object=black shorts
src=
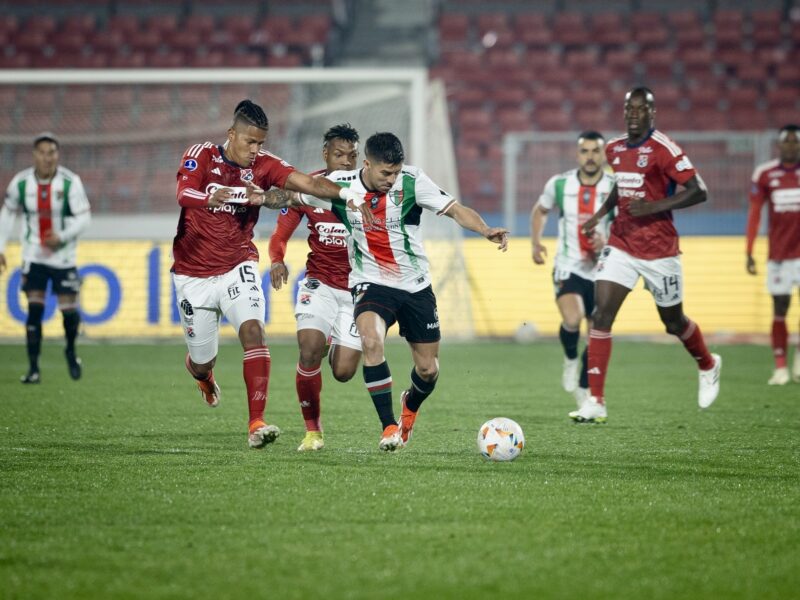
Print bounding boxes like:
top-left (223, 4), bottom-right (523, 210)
top-left (21, 262), bottom-right (81, 295)
top-left (352, 283), bottom-right (440, 343)
top-left (553, 271), bottom-right (595, 317)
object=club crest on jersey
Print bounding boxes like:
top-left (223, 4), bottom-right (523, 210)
top-left (280, 208), bottom-right (289, 214)
top-left (370, 196), bottom-right (380, 208)
top-left (240, 169), bottom-right (254, 182)
top-left (390, 190), bottom-right (404, 206)
top-left (183, 159), bottom-right (198, 171)
top-left (637, 155), bottom-right (648, 168)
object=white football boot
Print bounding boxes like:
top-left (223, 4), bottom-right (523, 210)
top-left (768, 367), bottom-right (790, 386)
top-left (569, 396), bottom-right (607, 423)
top-left (248, 423), bottom-right (281, 449)
top-left (573, 387), bottom-right (590, 410)
top-left (562, 357), bottom-right (579, 393)
top-left (698, 353), bottom-right (722, 408)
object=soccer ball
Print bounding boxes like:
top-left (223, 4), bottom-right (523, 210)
top-left (477, 417), bottom-right (525, 462)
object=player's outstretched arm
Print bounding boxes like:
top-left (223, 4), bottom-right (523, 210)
top-left (445, 202), bottom-right (508, 252)
top-left (283, 171), bottom-right (374, 225)
top-left (628, 175), bottom-right (707, 217)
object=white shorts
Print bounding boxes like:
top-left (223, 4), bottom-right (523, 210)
top-left (295, 277), bottom-right (362, 351)
top-left (173, 260), bottom-right (266, 364)
top-left (595, 246), bottom-right (684, 307)
top-left (767, 258), bottom-right (800, 296)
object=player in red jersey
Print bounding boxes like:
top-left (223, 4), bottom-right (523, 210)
top-left (173, 100), bottom-right (367, 449)
top-left (268, 124), bottom-right (362, 452)
top-left (574, 87), bottom-right (722, 423)
top-left (746, 124), bottom-right (800, 385)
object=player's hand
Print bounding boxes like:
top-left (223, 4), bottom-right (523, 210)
top-left (340, 187), bottom-right (374, 226)
top-left (0, 253), bottom-right (6, 274)
top-left (270, 262), bottom-right (289, 290)
top-left (590, 231), bottom-right (606, 253)
top-left (245, 182), bottom-right (266, 206)
top-left (532, 242), bottom-right (547, 264)
top-left (207, 187), bottom-right (231, 208)
top-left (628, 199), bottom-right (654, 217)
top-left (43, 231), bottom-right (62, 250)
top-left (746, 254), bottom-right (757, 275)
top-left (484, 227), bottom-right (509, 252)
top-left (582, 216), bottom-right (598, 236)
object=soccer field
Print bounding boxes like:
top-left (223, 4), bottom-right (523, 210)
top-left (0, 340), bottom-right (797, 599)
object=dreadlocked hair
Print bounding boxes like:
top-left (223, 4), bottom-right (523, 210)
top-left (233, 99), bottom-right (269, 130)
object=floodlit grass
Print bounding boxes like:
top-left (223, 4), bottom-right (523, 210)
top-left (0, 340), bottom-right (797, 599)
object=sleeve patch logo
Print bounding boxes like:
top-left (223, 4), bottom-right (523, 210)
top-left (675, 156), bottom-right (693, 172)
top-left (183, 159), bottom-right (198, 171)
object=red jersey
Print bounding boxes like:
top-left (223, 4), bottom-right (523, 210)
top-left (605, 129), bottom-right (697, 259)
top-left (268, 170), bottom-right (350, 290)
top-left (746, 159), bottom-right (800, 261)
top-left (172, 142), bottom-right (295, 277)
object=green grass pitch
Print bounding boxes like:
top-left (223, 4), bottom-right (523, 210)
top-left (0, 340), bottom-right (798, 599)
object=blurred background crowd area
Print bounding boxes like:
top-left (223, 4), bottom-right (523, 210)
top-left (0, 0), bottom-right (797, 221)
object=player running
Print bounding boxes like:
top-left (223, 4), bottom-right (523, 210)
top-left (0, 132), bottom-right (91, 384)
top-left (173, 100), bottom-right (367, 449)
top-left (574, 87), bottom-right (722, 423)
top-left (268, 124), bottom-right (363, 452)
top-left (295, 132), bottom-right (509, 451)
top-left (746, 124), bottom-right (800, 385)
top-left (531, 130), bottom-right (615, 408)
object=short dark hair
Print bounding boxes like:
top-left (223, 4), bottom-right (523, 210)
top-left (365, 132), bottom-right (404, 165)
top-left (779, 124), bottom-right (799, 140)
top-left (233, 99), bottom-right (269, 130)
top-left (578, 130), bottom-right (604, 143)
top-left (625, 86), bottom-right (655, 108)
top-left (323, 123), bottom-right (359, 147)
top-left (33, 131), bottom-right (59, 149)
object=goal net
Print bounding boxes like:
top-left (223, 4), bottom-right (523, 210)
top-left (0, 68), bottom-right (474, 340)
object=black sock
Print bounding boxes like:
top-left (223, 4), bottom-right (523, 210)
top-left (26, 302), bottom-right (44, 372)
top-left (579, 346), bottom-right (589, 389)
top-left (363, 362), bottom-right (395, 429)
top-left (63, 309), bottom-right (80, 354)
top-left (405, 367), bottom-right (437, 413)
top-left (559, 324), bottom-right (579, 360)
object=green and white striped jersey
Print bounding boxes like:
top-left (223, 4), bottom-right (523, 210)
top-left (301, 165), bottom-right (456, 293)
top-left (537, 168), bottom-right (615, 281)
top-left (0, 166), bottom-right (91, 268)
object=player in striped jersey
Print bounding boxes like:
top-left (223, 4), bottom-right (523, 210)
top-left (298, 132), bottom-right (509, 451)
top-left (0, 132), bottom-right (91, 384)
top-left (575, 87), bottom-right (721, 423)
top-left (531, 131), bottom-right (615, 409)
top-left (746, 124), bottom-right (800, 385)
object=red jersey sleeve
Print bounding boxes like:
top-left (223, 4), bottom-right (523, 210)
top-left (268, 207), bottom-right (303, 264)
top-left (661, 146), bottom-right (697, 187)
top-left (176, 145), bottom-right (212, 208)
top-left (255, 151), bottom-right (296, 190)
top-left (746, 169), bottom-right (767, 255)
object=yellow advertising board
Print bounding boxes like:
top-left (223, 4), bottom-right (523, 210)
top-left (0, 237), bottom-right (792, 339)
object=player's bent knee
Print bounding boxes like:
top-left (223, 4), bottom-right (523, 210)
top-left (663, 320), bottom-right (684, 336)
top-left (239, 320), bottom-right (266, 347)
top-left (332, 366), bottom-right (357, 383)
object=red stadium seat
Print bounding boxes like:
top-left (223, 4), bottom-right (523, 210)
top-left (492, 86), bottom-right (527, 109)
top-left (61, 14), bottom-right (97, 35)
top-left (458, 108), bottom-right (493, 130)
top-left (58, 113), bottom-right (95, 134)
top-left (667, 10), bottom-right (701, 29)
top-left (642, 48), bottom-right (676, 81)
top-left (451, 87), bottom-right (488, 109)
top-left (107, 15), bottom-right (140, 35)
top-left (572, 86), bottom-right (606, 110)
top-left (564, 49), bottom-right (598, 71)
top-left (496, 107), bottom-right (531, 133)
top-left (534, 108), bottom-right (571, 132)
top-left (688, 87), bottom-right (720, 111)
top-left (776, 64), bottom-right (800, 87)
top-left (144, 15), bottom-right (178, 36)
top-left (128, 30), bottom-right (161, 53)
top-left (766, 88), bottom-right (798, 110)
top-left (108, 51), bottom-right (147, 68)
top-left (533, 87), bottom-right (566, 110)
top-left (727, 87), bottom-right (760, 111)
top-left (729, 108), bottom-right (769, 131)
top-left (476, 13), bottom-right (508, 34)
top-left (603, 48), bottom-right (636, 72)
top-left (62, 87), bottom-right (97, 110)
top-left (184, 15), bottom-right (216, 36)
top-left (147, 52), bottom-right (185, 68)
top-left (191, 50), bottom-right (226, 68)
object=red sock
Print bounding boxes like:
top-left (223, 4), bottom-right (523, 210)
top-left (243, 346), bottom-right (271, 427)
top-left (296, 363), bottom-right (323, 432)
top-left (587, 328), bottom-right (612, 404)
top-left (679, 319), bottom-right (714, 371)
top-left (772, 317), bottom-right (788, 369)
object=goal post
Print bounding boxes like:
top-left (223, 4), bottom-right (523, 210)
top-left (0, 68), bottom-right (475, 339)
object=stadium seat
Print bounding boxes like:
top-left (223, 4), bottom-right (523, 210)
top-left (765, 88), bottom-right (798, 111)
top-left (727, 87), bottom-right (760, 111)
top-left (58, 113), bottom-right (96, 134)
top-left (496, 108), bottom-right (531, 133)
top-left (642, 48), bottom-right (677, 81)
top-left (730, 108), bottom-right (769, 131)
top-left (184, 14), bottom-right (216, 36)
top-left (533, 108), bottom-right (571, 131)
top-left (533, 87), bottom-right (567, 110)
